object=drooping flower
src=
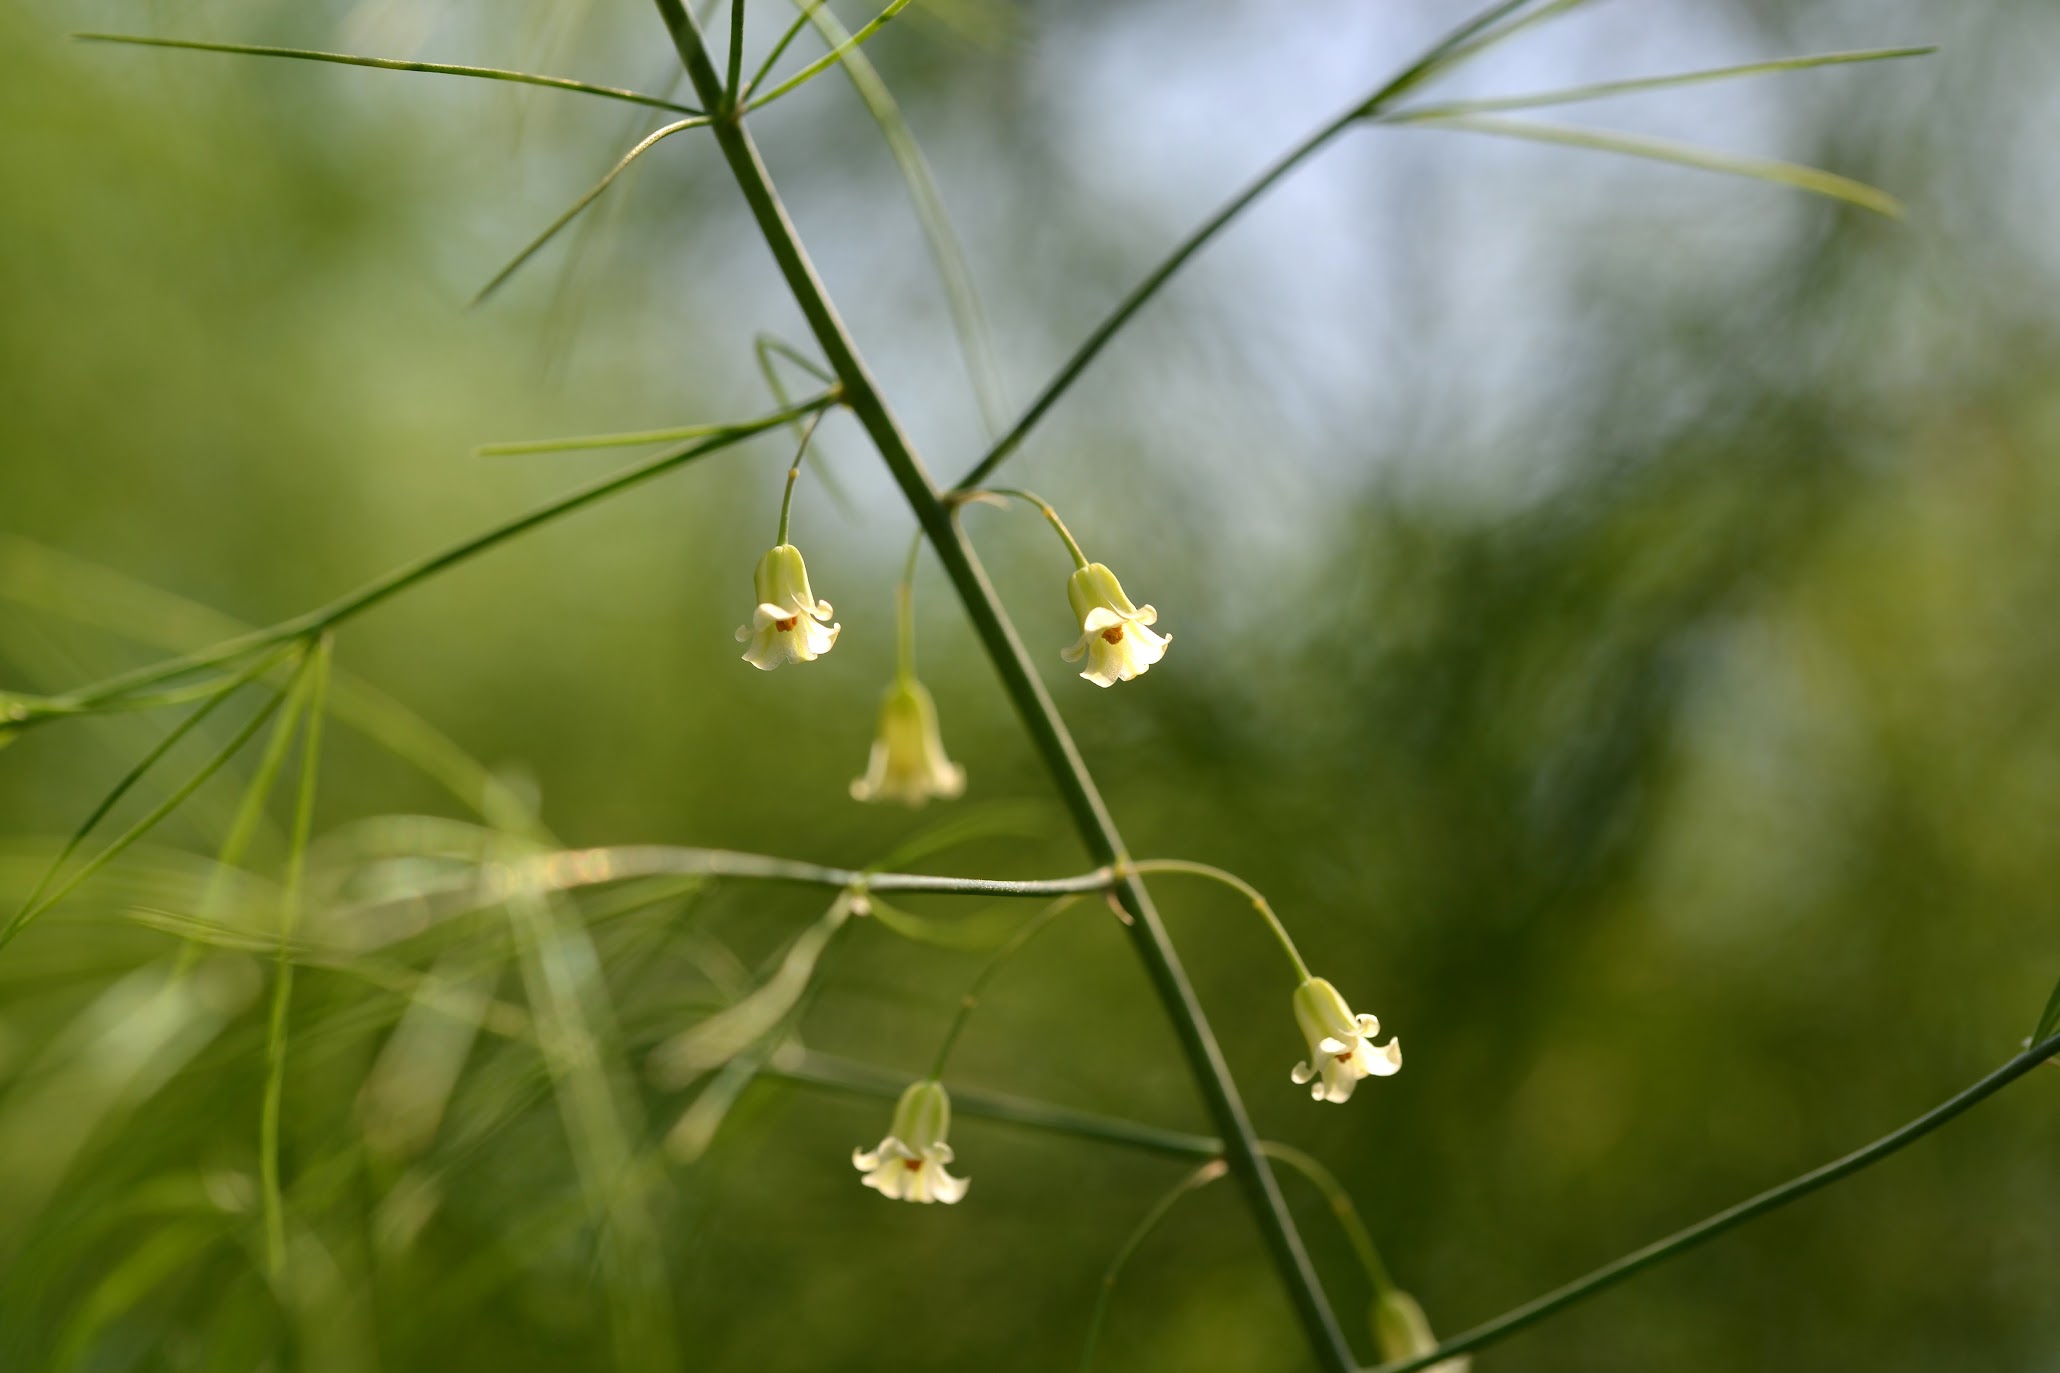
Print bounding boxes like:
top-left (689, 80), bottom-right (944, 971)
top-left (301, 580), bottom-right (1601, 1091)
top-left (1289, 976), bottom-right (1401, 1104)
top-left (852, 1078), bottom-right (968, 1204)
top-left (1372, 1288), bottom-right (1470, 1373)
top-left (735, 543), bottom-right (840, 670)
top-left (1059, 562), bottom-right (1169, 687)
top-left (850, 678), bottom-right (966, 807)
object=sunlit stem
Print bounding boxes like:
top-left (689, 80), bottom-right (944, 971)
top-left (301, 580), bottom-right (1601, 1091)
top-left (1125, 859), bottom-right (1312, 983)
top-left (775, 409), bottom-right (827, 545)
top-left (1261, 1142), bottom-right (1397, 1297)
top-left (1079, 1160), bottom-right (1231, 1372)
top-left (260, 634), bottom-right (331, 1279)
top-left (927, 895), bottom-right (1082, 1080)
top-left (973, 488), bottom-right (1090, 570)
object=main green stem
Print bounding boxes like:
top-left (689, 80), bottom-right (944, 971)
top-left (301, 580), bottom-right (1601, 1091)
top-left (649, 4), bottom-right (1355, 1365)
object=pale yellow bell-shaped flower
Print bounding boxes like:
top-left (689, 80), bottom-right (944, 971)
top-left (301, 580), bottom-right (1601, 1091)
top-left (1290, 976), bottom-right (1401, 1104)
top-left (735, 543), bottom-right (840, 670)
top-left (1059, 562), bottom-right (1170, 687)
top-left (850, 678), bottom-right (966, 807)
top-left (852, 1079), bottom-right (968, 1204)
top-left (1373, 1288), bottom-right (1469, 1373)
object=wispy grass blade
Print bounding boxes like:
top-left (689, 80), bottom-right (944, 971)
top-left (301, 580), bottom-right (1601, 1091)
top-left (1080, 1160), bottom-right (1231, 1372)
top-left (741, 0), bottom-right (914, 113)
top-left (71, 34), bottom-right (703, 115)
top-left (1404, 113), bottom-right (1903, 217)
top-left (1356, 0), bottom-right (1553, 112)
top-left (790, 0), bottom-right (1010, 434)
top-left (0, 670), bottom-right (300, 953)
top-left (1433, 0), bottom-right (1597, 75)
top-left (1387, 47), bottom-right (1934, 122)
top-left (0, 537), bottom-right (542, 834)
top-left (9, 647), bottom-right (294, 941)
top-left (259, 636), bottom-right (330, 1278)
top-left (477, 418), bottom-right (744, 456)
top-left (473, 117), bottom-right (711, 305)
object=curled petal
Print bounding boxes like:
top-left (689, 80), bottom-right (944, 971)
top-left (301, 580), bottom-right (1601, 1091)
top-left (1081, 606), bottom-right (1126, 635)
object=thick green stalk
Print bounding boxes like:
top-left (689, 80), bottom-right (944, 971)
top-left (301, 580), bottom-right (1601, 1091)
top-left (650, 4), bottom-right (1356, 1366)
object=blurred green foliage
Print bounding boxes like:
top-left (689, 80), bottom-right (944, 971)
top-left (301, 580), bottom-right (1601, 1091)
top-left (5, 0), bottom-right (2060, 1369)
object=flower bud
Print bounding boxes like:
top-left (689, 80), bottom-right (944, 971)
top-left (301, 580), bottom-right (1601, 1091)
top-left (1372, 1288), bottom-right (1469, 1373)
top-left (850, 678), bottom-right (966, 806)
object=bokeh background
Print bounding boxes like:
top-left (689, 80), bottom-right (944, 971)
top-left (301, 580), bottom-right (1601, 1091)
top-left (4, 0), bottom-right (2059, 1368)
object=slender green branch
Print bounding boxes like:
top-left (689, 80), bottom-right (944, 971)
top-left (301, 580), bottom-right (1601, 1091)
top-left (1081, 1160), bottom-right (1233, 1372)
top-left (742, 5), bottom-right (816, 102)
top-left (260, 637), bottom-right (330, 1277)
top-left (788, 0), bottom-right (1008, 434)
top-left (474, 116), bottom-right (713, 305)
top-left (1374, 1032), bottom-right (2060, 1373)
top-left (970, 488), bottom-right (1092, 570)
top-left (949, 0), bottom-right (1545, 491)
top-left (1394, 114), bottom-right (1902, 218)
top-left (1383, 47), bottom-right (1934, 122)
top-left (41, 395), bottom-right (834, 714)
top-left (769, 1050), bottom-right (1221, 1159)
top-left (1126, 859), bottom-right (1311, 982)
top-left (755, 333), bottom-right (835, 386)
top-left (71, 34), bottom-right (703, 115)
top-left (774, 409), bottom-right (827, 544)
top-left (741, 0), bottom-right (915, 113)
top-left (928, 895), bottom-right (1082, 1077)
top-left (477, 417), bottom-right (750, 457)
top-left (650, 3), bottom-right (1356, 1365)
top-left (1261, 1142), bottom-right (1395, 1296)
